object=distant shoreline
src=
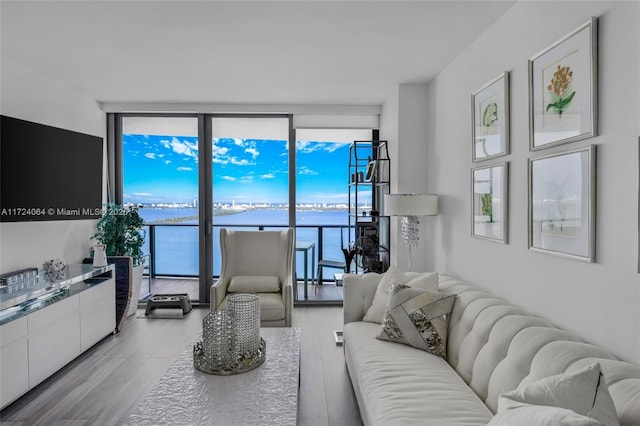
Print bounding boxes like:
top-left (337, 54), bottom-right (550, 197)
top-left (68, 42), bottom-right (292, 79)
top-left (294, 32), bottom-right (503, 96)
top-left (143, 206), bottom-right (351, 225)
top-left (146, 209), bottom-right (242, 224)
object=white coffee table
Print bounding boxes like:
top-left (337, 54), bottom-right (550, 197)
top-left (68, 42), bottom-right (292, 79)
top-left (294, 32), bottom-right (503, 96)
top-left (129, 327), bottom-right (301, 425)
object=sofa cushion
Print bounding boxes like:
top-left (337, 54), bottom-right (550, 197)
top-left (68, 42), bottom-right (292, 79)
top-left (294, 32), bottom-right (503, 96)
top-left (344, 321), bottom-right (493, 426)
top-left (488, 363), bottom-right (619, 426)
top-left (363, 265), bottom-right (438, 323)
top-left (228, 275), bottom-right (280, 293)
top-left (376, 284), bottom-right (455, 357)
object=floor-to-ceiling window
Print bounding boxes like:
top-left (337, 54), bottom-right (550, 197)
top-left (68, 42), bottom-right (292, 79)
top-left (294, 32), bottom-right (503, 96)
top-left (294, 128), bottom-right (373, 303)
top-left (210, 116), bottom-right (291, 275)
top-left (121, 116), bottom-right (200, 300)
top-left (114, 113), bottom-right (377, 306)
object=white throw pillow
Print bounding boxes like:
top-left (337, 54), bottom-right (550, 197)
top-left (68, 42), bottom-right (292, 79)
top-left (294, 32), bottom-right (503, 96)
top-left (363, 265), bottom-right (438, 323)
top-left (228, 275), bottom-right (280, 293)
top-left (488, 363), bottom-right (619, 426)
top-left (487, 401), bottom-right (603, 426)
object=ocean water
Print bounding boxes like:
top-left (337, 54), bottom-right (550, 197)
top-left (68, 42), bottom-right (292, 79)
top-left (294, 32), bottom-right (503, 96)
top-left (139, 208), bottom-right (352, 278)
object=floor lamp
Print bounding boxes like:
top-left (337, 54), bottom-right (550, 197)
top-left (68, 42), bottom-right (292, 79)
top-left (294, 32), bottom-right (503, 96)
top-left (384, 194), bottom-right (438, 271)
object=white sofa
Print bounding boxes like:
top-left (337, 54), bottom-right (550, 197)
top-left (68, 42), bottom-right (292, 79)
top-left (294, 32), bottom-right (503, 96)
top-left (343, 273), bottom-right (640, 426)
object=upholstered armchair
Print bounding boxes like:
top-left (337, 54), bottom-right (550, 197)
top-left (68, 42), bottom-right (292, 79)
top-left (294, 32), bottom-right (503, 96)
top-left (210, 228), bottom-right (294, 327)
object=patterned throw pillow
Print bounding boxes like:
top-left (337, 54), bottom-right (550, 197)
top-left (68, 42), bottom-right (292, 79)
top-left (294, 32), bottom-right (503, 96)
top-left (363, 265), bottom-right (439, 323)
top-left (376, 284), bottom-right (455, 357)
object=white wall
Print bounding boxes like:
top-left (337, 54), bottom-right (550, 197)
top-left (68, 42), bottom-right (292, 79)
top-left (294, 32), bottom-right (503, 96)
top-left (384, 1), bottom-right (640, 363)
top-left (381, 83), bottom-right (435, 271)
top-left (0, 55), bottom-right (105, 273)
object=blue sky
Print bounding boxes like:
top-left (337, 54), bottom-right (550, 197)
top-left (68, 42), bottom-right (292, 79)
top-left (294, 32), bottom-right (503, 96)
top-left (123, 134), bottom-right (352, 205)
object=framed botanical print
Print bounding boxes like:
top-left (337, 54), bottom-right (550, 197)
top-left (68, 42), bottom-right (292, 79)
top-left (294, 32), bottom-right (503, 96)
top-left (472, 162), bottom-right (508, 243)
top-left (529, 146), bottom-right (596, 262)
top-left (472, 72), bottom-right (510, 161)
top-left (529, 17), bottom-right (598, 150)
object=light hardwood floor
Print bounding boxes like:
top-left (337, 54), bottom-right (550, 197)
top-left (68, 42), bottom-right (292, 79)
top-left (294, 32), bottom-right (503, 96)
top-left (0, 306), bottom-right (362, 426)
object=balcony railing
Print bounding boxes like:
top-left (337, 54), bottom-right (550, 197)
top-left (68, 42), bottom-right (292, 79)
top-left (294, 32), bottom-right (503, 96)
top-left (142, 223), bottom-right (354, 282)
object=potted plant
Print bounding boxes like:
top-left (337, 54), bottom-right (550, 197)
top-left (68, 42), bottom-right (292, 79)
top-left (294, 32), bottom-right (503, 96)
top-left (92, 203), bottom-right (145, 265)
top-left (91, 203), bottom-right (146, 325)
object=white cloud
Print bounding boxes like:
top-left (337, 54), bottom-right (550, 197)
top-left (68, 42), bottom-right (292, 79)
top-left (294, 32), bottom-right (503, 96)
top-left (164, 160), bottom-right (172, 165)
top-left (177, 166), bottom-right (193, 171)
top-left (132, 192), bottom-right (153, 196)
top-left (323, 142), bottom-right (345, 153)
top-left (231, 157), bottom-right (252, 166)
top-left (296, 141), bottom-right (345, 154)
top-left (212, 145), bottom-right (229, 156)
top-left (296, 141), bottom-right (320, 154)
top-left (144, 152), bottom-right (156, 159)
top-left (245, 147), bottom-right (259, 158)
top-left (298, 166), bottom-right (318, 175)
top-left (260, 173), bottom-right (275, 179)
top-left (221, 176), bottom-right (236, 181)
top-left (169, 137), bottom-right (198, 158)
top-left (233, 138), bottom-right (244, 147)
top-left (212, 144), bottom-right (230, 164)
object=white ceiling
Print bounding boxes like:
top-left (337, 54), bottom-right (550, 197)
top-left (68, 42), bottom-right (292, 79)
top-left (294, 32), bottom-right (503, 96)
top-left (1, 1), bottom-right (515, 107)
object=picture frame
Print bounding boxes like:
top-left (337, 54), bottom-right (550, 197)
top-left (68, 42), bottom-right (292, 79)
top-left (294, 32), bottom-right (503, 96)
top-left (472, 162), bottom-right (508, 243)
top-left (529, 17), bottom-right (598, 150)
top-left (528, 145), bottom-right (596, 262)
top-left (472, 72), bottom-right (510, 162)
top-left (364, 160), bottom-right (377, 182)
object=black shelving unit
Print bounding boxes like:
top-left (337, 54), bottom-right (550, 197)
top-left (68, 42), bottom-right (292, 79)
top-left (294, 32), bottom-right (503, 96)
top-left (348, 140), bottom-right (390, 273)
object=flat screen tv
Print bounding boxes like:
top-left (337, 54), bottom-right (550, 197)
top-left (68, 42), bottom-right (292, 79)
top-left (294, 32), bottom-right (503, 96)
top-left (1, 115), bottom-right (103, 222)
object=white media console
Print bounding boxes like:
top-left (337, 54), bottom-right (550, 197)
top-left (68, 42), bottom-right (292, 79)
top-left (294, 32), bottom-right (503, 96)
top-left (0, 264), bottom-right (115, 409)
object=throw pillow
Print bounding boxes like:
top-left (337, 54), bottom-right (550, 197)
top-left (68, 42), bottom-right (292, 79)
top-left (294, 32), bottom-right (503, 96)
top-left (487, 401), bottom-right (603, 426)
top-left (376, 284), bottom-right (455, 357)
top-left (363, 265), bottom-right (438, 323)
top-left (228, 275), bottom-right (280, 293)
top-left (487, 363), bottom-right (619, 426)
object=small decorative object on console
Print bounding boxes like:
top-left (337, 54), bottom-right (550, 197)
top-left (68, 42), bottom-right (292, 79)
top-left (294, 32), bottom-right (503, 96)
top-left (92, 244), bottom-right (108, 267)
top-left (0, 267), bottom-right (38, 293)
top-left (43, 259), bottom-right (65, 281)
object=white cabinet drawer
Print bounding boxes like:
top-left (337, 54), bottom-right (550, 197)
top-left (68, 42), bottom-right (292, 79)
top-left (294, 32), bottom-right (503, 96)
top-left (0, 316), bottom-right (27, 347)
top-left (28, 296), bottom-right (79, 333)
top-left (0, 317), bottom-right (29, 409)
top-left (28, 307), bottom-right (81, 388)
top-left (80, 279), bottom-right (116, 351)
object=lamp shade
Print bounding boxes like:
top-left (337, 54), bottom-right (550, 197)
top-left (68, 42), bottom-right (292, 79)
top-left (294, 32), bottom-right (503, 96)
top-left (384, 193), bottom-right (438, 216)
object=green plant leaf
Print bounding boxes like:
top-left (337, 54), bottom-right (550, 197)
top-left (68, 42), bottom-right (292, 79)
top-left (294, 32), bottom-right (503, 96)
top-left (546, 102), bottom-right (561, 112)
top-left (559, 91), bottom-right (576, 108)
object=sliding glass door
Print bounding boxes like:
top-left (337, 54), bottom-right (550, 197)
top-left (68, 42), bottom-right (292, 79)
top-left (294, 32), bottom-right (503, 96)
top-left (294, 129), bottom-right (373, 303)
top-left (118, 114), bottom-right (291, 304)
top-left (121, 116), bottom-right (200, 301)
top-left (209, 116), bottom-right (291, 275)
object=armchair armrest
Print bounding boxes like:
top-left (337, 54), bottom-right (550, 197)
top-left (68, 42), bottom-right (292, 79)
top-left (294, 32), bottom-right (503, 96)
top-left (282, 272), bottom-right (294, 327)
top-left (210, 276), bottom-right (231, 312)
top-left (343, 272), bottom-right (382, 325)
